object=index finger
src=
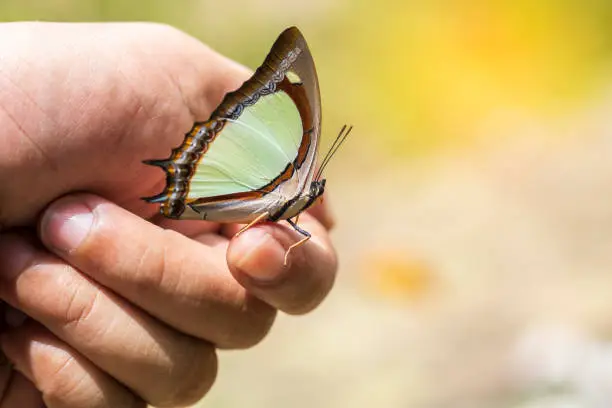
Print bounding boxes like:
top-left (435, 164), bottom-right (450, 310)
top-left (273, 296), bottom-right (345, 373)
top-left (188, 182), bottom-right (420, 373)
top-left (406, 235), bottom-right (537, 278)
top-left (226, 212), bottom-right (338, 315)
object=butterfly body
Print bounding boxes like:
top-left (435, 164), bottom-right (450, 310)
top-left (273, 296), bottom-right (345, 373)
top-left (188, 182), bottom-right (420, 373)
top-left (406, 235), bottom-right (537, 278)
top-left (176, 179), bottom-right (326, 223)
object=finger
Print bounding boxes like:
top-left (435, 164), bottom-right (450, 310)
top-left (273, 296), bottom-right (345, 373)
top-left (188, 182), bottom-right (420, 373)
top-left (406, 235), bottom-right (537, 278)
top-left (0, 233), bottom-right (217, 407)
top-left (0, 22), bottom-right (252, 228)
top-left (39, 193), bottom-right (275, 349)
top-left (1, 321), bottom-right (144, 408)
top-left (0, 371), bottom-right (43, 408)
top-left (227, 213), bottom-right (338, 315)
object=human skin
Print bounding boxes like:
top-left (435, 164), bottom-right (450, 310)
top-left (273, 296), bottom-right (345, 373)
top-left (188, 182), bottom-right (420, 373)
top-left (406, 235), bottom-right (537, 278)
top-left (0, 22), bottom-right (337, 407)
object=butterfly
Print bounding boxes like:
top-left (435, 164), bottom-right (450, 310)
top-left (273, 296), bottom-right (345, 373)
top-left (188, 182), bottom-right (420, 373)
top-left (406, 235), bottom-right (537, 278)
top-left (143, 26), bottom-right (351, 264)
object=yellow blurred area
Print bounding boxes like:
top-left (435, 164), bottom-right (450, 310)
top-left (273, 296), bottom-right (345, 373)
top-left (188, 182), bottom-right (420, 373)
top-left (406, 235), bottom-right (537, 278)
top-left (346, 1), bottom-right (612, 153)
top-left (361, 251), bottom-right (438, 303)
top-left (5, 1), bottom-right (612, 407)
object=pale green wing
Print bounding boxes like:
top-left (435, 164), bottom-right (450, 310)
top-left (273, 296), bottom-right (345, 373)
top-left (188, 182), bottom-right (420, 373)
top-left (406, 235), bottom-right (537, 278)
top-left (142, 26), bottom-right (320, 220)
top-left (186, 90), bottom-right (302, 200)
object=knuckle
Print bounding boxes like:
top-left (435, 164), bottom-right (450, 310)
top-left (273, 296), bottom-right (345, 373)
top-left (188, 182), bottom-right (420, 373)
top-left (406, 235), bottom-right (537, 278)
top-left (132, 241), bottom-right (167, 290)
top-left (39, 352), bottom-right (84, 404)
top-left (58, 280), bottom-right (111, 344)
top-left (61, 281), bottom-right (99, 329)
top-left (132, 229), bottom-right (182, 292)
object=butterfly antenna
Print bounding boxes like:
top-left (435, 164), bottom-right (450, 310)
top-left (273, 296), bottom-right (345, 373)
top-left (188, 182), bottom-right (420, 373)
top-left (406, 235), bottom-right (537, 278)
top-left (320, 125), bottom-right (347, 168)
top-left (314, 125), bottom-right (345, 181)
top-left (316, 125), bottom-right (352, 180)
top-left (315, 124), bottom-right (353, 181)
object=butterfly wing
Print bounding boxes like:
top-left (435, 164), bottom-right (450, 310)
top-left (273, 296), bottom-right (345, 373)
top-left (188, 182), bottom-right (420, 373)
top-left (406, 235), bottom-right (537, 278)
top-left (144, 26), bottom-right (321, 221)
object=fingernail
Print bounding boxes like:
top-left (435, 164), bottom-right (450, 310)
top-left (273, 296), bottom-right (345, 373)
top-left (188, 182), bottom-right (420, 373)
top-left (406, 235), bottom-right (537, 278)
top-left (230, 229), bottom-right (285, 283)
top-left (41, 199), bottom-right (94, 253)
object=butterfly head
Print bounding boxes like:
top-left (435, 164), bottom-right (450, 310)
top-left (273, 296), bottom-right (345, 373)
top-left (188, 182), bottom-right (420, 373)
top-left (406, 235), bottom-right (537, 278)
top-left (300, 178), bottom-right (326, 213)
top-left (311, 178), bottom-right (326, 199)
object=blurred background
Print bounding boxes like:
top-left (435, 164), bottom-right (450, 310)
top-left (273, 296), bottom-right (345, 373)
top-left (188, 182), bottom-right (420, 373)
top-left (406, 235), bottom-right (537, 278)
top-left (5, 1), bottom-right (612, 407)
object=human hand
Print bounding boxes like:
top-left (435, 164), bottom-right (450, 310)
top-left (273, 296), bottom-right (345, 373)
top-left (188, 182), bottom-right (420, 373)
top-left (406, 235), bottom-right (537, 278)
top-left (0, 22), bottom-right (338, 407)
top-left (0, 21), bottom-right (314, 228)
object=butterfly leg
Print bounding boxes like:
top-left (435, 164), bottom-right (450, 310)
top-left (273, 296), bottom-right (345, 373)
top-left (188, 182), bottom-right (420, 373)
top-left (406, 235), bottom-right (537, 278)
top-left (235, 212), bottom-right (269, 237)
top-left (284, 218), bottom-right (311, 265)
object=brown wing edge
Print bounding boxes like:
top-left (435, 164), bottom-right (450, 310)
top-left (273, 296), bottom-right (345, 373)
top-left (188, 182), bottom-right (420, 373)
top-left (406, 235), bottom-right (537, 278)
top-left (142, 27), bottom-right (320, 219)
